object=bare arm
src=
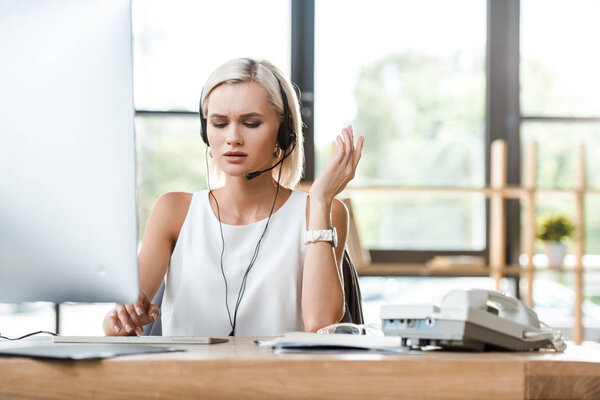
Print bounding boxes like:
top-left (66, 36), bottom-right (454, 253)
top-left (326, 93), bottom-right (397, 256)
top-left (302, 125), bottom-right (364, 332)
top-left (103, 192), bottom-right (191, 335)
top-left (302, 197), bottom-right (349, 332)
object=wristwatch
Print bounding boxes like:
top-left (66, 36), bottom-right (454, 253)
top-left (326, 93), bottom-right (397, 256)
top-left (304, 226), bottom-right (338, 248)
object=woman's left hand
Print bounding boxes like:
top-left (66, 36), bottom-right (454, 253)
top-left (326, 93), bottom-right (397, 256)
top-left (309, 125), bottom-right (364, 204)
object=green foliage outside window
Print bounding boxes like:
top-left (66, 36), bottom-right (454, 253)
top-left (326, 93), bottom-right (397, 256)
top-left (135, 115), bottom-right (206, 241)
top-left (329, 51), bottom-right (486, 250)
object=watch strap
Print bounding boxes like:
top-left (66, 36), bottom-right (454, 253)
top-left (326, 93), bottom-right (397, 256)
top-left (304, 227), bottom-right (338, 247)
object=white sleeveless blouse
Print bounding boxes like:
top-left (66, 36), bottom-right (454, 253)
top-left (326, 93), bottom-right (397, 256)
top-left (162, 190), bottom-right (307, 336)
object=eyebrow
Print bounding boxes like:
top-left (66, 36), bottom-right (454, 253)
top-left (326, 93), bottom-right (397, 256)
top-left (209, 112), bottom-right (264, 119)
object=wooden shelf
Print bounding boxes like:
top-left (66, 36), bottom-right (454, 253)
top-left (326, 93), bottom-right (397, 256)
top-left (356, 263), bottom-right (600, 277)
top-left (357, 263), bottom-right (521, 277)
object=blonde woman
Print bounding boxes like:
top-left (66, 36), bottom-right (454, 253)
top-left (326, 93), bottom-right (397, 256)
top-left (103, 58), bottom-right (364, 336)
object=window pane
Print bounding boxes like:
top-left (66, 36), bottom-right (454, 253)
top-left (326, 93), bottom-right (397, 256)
top-left (533, 193), bottom-right (576, 254)
top-left (519, 184), bottom-right (600, 255)
top-left (132, 0), bottom-right (291, 111)
top-left (0, 303), bottom-right (55, 337)
top-left (520, 122), bottom-right (600, 254)
top-left (530, 270), bottom-right (600, 341)
top-left (520, 122), bottom-right (600, 190)
top-left (588, 195), bottom-right (600, 255)
top-left (315, 0), bottom-right (486, 250)
top-left (521, 0), bottom-right (600, 117)
top-left (135, 115), bottom-right (207, 240)
top-left (59, 304), bottom-right (115, 336)
top-left (360, 276), bottom-right (509, 325)
top-left (352, 192), bottom-right (486, 250)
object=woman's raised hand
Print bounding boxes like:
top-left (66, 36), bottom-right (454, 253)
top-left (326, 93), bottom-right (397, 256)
top-left (309, 125), bottom-right (364, 203)
top-left (103, 289), bottom-right (159, 336)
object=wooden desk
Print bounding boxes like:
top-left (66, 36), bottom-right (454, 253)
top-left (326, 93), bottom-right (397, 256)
top-left (1, 337), bottom-right (599, 399)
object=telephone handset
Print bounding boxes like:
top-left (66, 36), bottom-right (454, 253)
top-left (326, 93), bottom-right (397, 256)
top-left (441, 289), bottom-right (541, 328)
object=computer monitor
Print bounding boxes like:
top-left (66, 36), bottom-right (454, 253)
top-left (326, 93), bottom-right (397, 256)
top-left (0, 0), bottom-right (138, 304)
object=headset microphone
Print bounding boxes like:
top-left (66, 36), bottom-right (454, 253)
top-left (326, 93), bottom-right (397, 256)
top-left (245, 139), bottom-right (296, 180)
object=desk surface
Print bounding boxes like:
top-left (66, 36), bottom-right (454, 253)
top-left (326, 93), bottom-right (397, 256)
top-left (1, 337), bottom-right (599, 400)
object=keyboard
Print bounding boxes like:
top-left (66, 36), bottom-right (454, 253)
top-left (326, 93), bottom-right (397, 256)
top-left (52, 336), bottom-right (217, 345)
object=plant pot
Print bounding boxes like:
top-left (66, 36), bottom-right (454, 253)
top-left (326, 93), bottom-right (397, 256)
top-left (545, 241), bottom-right (566, 269)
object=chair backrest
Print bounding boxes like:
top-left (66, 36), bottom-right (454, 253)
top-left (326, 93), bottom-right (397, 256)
top-left (340, 248), bottom-right (364, 324)
top-left (340, 198), bottom-right (371, 272)
top-left (143, 248), bottom-right (363, 336)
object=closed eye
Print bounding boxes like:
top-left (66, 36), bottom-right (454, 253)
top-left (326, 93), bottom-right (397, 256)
top-left (210, 120), bottom-right (262, 129)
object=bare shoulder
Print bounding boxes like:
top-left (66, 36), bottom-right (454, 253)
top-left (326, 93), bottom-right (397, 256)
top-left (148, 192), bottom-right (193, 243)
top-left (155, 191), bottom-right (193, 210)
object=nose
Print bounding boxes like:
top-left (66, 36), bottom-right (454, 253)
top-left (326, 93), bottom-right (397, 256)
top-left (225, 123), bottom-right (243, 146)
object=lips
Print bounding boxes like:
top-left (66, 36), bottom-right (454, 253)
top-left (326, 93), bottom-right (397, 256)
top-left (223, 151), bottom-right (247, 163)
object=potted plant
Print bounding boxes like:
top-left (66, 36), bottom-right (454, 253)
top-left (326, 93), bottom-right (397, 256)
top-left (537, 214), bottom-right (575, 269)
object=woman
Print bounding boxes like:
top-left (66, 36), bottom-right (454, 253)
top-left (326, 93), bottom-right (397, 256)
top-left (103, 58), bottom-right (364, 336)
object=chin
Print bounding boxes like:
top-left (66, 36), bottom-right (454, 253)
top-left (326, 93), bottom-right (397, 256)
top-left (220, 163), bottom-right (268, 177)
top-left (220, 166), bottom-right (252, 179)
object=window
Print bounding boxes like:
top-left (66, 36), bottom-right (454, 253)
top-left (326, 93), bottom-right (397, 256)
top-left (133, 0), bottom-right (292, 239)
top-left (520, 0), bottom-right (600, 256)
top-left (133, 0), bottom-right (291, 112)
top-left (520, 0), bottom-right (600, 117)
top-left (519, 0), bottom-right (600, 331)
top-left (314, 0), bottom-right (487, 256)
top-left (135, 115), bottom-right (206, 237)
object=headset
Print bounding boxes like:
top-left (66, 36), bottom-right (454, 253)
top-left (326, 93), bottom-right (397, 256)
top-left (200, 60), bottom-right (297, 335)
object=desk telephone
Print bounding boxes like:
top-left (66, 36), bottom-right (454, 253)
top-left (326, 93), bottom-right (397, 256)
top-left (381, 289), bottom-right (566, 351)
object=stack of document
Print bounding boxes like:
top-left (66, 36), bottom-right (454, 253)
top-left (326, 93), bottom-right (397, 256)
top-left (257, 332), bottom-right (421, 354)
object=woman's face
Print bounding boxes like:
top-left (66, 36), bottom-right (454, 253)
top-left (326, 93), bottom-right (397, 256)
top-left (206, 81), bottom-right (280, 179)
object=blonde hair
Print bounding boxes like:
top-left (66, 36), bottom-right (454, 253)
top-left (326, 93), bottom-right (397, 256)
top-left (201, 58), bottom-right (304, 189)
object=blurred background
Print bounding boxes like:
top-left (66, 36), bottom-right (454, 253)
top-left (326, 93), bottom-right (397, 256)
top-left (1, 0), bottom-right (599, 339)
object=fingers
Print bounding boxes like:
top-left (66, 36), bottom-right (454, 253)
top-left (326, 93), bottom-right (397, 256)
top-left (313, 125), bottom-right (363, 200)
top-left (107, 309), bottom-right (122, 334)
top-left (342, 127), bottom-right (352, 165)
top-left (111, 300), bottom-right (158, 336)
top-left (334, 127), bottom-right (351, 171)
top-left (334, 135), bottom-right (345, 161)
top-left (339, 125), bottom-right (361, 175)
top-left (115, 304), bottom-right (136, 334)
top-left (133, 289), bottom-right (150, 321)
top-left (353, 135), bottom-right (364, 170)
top-left (348, 125), bottom-right (355, 158)
top-left (148, 304), bottom-right (160, 322)
top-left (125, 304), bottom-right (145, 335)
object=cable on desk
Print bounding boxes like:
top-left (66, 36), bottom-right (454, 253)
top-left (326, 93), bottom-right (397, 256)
top-left (0, 331), bottom-right (58, 341)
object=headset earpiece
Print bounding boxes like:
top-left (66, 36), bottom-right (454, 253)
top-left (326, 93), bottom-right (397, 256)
top-left (277, 124), bottom-right (295, 151)
top-left (199, 96), bottom-right (209, 145)
top-left (274, 76), bottom-right (296, 151)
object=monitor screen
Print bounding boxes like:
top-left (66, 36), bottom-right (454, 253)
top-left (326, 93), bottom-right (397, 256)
top-left (0, 0), bottom-right (138, 304)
